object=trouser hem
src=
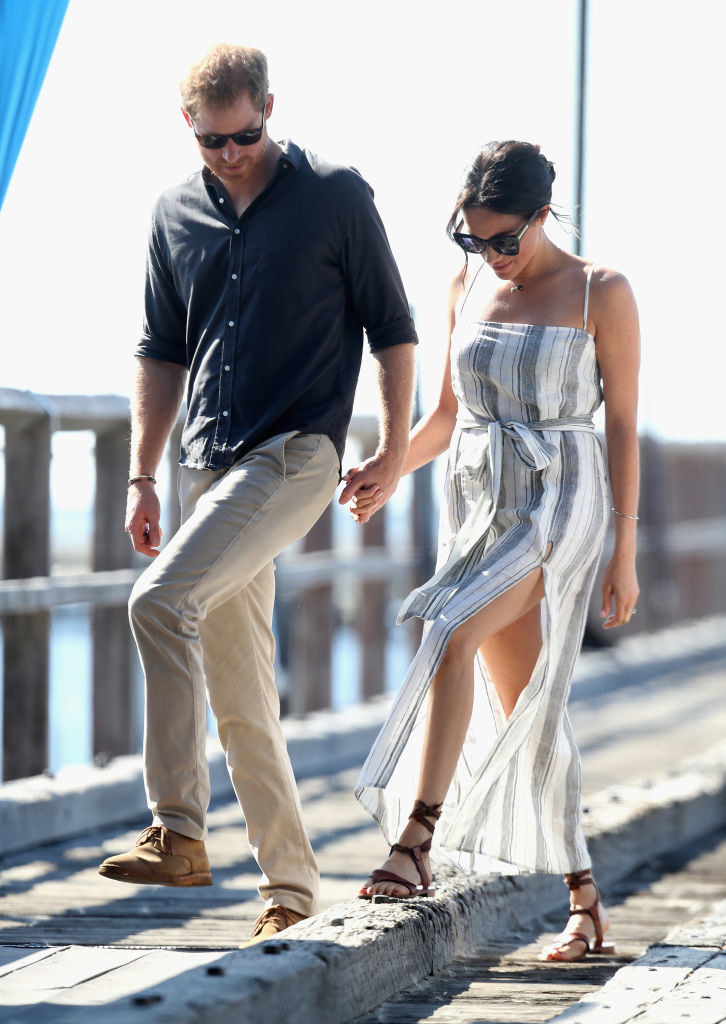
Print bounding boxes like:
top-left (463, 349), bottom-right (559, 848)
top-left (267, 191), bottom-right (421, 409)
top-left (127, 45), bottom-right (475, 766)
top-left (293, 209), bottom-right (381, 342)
top-left (264, 891), bottom-right (318, 918)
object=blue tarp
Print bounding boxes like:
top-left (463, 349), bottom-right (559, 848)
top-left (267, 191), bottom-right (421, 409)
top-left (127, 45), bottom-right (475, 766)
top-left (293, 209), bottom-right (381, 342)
top-left (0, 0), bottom-right (70, 210)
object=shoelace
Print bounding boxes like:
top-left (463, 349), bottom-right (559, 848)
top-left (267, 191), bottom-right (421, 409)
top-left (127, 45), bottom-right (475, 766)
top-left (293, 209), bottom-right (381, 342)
top-left (136, 825), bottom-right (174, 855)
top-left (250, 906), bottom-right (297, 937)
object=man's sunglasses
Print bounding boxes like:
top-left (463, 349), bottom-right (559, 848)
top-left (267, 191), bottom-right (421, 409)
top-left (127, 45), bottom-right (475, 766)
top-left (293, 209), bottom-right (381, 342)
top-left (192, 108), bottom-right (266, 149)
top-left (452, 208), bottom-right (542, 257)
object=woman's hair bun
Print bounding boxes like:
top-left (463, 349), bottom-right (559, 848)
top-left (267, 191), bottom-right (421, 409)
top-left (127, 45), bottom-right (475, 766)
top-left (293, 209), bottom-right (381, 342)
top-left (446, 140), bottom-right (573, 243)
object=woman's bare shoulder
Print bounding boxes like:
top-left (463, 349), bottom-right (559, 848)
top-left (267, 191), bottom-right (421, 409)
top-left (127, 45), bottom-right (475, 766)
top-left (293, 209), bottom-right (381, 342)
top-left (587, 264), bottom-right (639, 337)
top-left (589, 264), bottom-right (634, 299)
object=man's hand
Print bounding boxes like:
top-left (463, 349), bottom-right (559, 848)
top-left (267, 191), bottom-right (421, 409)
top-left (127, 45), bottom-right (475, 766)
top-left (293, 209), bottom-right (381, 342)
top-left (338, 448), bottom-right (406, 524)
top-left (125, 481), bottom-right (162, 557)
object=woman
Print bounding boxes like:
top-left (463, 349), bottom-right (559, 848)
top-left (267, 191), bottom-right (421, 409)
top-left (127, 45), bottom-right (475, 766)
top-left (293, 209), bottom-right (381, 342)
top-left (349, 140), bottom-right (640, 962)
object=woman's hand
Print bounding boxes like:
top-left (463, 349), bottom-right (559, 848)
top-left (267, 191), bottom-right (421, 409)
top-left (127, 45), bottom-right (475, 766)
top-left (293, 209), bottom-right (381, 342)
top-left (600, 554), bottom-right (640, 629)
top-left (339, 449), bottom-right (405, 524)
top-left (341, 467), bottom-right (379, 524)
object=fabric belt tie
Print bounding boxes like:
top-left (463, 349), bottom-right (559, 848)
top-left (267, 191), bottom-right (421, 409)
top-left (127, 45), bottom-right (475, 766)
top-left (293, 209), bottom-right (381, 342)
top-left (397, 415), bottom-right (595, 623)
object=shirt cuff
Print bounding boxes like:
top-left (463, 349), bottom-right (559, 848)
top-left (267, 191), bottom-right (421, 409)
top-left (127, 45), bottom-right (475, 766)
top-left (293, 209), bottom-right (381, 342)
top-left (135, 336), bottom-right (187, 366)
top-left (366, 316), bottom-right (418, 352)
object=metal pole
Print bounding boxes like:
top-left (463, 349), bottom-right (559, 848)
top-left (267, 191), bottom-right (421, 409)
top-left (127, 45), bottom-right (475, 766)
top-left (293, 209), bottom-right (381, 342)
top-left (573, 0), bottom-right (589, 255)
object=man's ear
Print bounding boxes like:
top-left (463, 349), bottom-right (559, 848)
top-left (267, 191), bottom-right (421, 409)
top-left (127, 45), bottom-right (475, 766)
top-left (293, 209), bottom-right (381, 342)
top-left (181, 107), bottom-right (193, 128)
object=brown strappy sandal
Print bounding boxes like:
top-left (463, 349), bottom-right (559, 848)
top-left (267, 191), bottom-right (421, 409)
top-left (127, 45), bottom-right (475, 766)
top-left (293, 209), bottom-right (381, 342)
top-left (358, 800), bottom-right (442, 901)
top-left (540, 868), bottom-right (616, 961)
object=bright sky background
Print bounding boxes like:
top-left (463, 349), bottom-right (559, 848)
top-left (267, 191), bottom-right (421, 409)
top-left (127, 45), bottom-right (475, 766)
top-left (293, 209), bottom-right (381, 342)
top-left (1, 0), bottom-right (723, 444)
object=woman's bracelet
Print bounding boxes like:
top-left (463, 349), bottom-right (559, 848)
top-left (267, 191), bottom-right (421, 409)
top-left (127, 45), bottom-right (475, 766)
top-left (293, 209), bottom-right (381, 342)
top-left (611, 507), bottom-right (639, 521)
top-left (128, 474), bottom-right (157, 486)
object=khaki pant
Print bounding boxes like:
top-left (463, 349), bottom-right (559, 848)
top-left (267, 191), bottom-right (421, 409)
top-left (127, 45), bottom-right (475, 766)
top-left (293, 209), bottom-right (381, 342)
top-left (129, 431), bottom-right (340, 917)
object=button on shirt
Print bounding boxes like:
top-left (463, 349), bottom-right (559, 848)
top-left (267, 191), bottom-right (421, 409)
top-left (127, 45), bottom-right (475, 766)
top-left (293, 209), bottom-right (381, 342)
top-left (136, 141), bottom-right (418, 471)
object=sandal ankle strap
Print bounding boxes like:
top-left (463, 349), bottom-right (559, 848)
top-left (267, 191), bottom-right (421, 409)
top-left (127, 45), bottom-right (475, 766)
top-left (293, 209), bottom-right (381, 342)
top-left (568, 905), bottom-right (595, 921)
top-left (390, 840), bottom-right (432, 891)
top-left (392, 838), bottom-right (433, 856)
top-left (565, 877), bottom-right (606, 949)
top-left (408, 800), bottom-right (443, 835)
top-left (564, 870), bottom-right (594, 890)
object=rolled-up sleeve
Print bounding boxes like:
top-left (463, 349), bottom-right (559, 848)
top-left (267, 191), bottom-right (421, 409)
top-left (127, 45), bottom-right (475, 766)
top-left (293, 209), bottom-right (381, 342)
top-left (340, 176), bottom-right (417, 353)
top-left (135, 217), bottom-right (187, 366)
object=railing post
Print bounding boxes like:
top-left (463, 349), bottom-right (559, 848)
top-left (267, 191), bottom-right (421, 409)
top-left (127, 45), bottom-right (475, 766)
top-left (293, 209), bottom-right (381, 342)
top-left (92, 421), bottom-right (135, 757)
top-left (359, 505), bottom-right (387, 700)
top-left (638, 435), bottom-right (673, 633)
top-left (406, 458), bottom-right (436, 655)
top-left (2, 411), bottom-right (51, 780)
top-left (408, 382), bottom-right (437, 655)
top-left (289, 506), bottom-right (333, 715)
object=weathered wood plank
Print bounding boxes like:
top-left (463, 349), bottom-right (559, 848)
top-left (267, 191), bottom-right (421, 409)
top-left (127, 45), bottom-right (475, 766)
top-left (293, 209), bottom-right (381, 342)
top-left (662, 896), bottom-right (726, 947)
top-left (2, 411), bottom-right (51, 780)
top-left (0, 947), bottom-right (65, 978)
top-left (92, 424), bottom-right (135, 758)
top-left (0, 570), bottom-right (141, 612)
top-left (0, 553), bottom-right (416, 613)
top-left (0, 390), bottom-right (129, 432)
top-left (0, 946), bottom-right (146, 1002)
top-left (550, 948), bottom-right (726, 1023)
top-left (49, 947), bottom-right (225, 1006)
top-left (359, 504), bottom-right (386, 700)
top-left (290, 505), bottom-right (334, 714)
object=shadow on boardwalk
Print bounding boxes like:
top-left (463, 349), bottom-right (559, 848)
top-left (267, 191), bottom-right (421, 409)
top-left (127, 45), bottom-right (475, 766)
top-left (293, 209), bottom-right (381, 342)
top-left (2, 621), bottom-right (726, 1021)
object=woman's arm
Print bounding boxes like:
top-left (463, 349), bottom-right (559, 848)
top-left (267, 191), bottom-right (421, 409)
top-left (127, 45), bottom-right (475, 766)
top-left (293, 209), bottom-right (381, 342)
top-left (400, 276), bottom-right (460, 475)
top-left (347, 274), bottom-right (462, 522)
top-left (591, 269), bottom-right (641, 629)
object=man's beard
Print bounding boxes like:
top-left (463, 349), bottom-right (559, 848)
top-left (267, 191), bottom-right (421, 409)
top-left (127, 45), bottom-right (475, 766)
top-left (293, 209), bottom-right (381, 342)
top-left (204, 155), bottom-right (250, 191)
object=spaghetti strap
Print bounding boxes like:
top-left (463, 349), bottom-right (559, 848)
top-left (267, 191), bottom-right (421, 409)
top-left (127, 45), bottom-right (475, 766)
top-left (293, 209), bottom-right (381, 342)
top-left (583, 264), bottom-right (596, 331)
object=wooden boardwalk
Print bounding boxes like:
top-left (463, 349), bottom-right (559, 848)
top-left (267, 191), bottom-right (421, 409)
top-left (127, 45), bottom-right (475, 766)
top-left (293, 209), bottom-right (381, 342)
top-left (352, 829), bottom-right (726, 1023)
top-left (1, 635), bottom-right (726, 1019)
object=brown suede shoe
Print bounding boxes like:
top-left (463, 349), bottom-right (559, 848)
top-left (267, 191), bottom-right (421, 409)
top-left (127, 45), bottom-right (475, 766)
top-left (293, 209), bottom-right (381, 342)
top-left (240, 905), bottom-right (308, 948)
top-left (98, 825), bottom-right (212, 887)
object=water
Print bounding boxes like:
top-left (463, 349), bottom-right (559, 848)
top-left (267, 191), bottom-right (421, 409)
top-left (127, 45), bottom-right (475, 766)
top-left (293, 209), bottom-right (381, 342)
top-left (0, 599), bottom-right (410, 778)
top-left (0, 432), bottom-right (421, 779)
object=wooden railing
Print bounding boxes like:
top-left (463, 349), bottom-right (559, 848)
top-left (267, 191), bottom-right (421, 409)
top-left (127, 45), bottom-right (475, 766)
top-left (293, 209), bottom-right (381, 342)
top-left (0, 389), bottom-right (435, 781)
top-left (2, 388), bottom-right (725, 782)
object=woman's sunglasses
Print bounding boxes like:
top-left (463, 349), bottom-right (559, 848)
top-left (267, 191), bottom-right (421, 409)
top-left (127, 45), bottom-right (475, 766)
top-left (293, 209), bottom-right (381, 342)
top-left (453, 208), bottom-right (542, 257)
top-left (192, 108), bottom-right (266, 149)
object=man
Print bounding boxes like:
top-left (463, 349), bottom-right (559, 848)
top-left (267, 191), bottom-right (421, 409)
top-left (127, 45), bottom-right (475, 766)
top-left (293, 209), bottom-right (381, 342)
top-left (98, 43), bottom-right (416, 946)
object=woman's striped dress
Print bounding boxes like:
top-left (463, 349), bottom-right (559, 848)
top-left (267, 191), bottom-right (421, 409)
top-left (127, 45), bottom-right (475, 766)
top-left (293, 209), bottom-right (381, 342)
top-left (355, 266), bottom-right (608, 875)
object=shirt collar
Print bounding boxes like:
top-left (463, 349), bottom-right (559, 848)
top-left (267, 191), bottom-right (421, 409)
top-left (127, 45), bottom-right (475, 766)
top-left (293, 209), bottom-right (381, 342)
top-left (277, 139), bottom-right (302, 170)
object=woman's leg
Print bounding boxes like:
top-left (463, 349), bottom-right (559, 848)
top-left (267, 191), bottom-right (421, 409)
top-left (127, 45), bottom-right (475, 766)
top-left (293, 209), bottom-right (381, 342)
top-left (478, 601), bottom-right (543, 718)
top-left (362, 566), bottom-right (546, 898)
top-left (483, 597), bottom-right (610, 960)
top-left (540, 872), bottom-right (613, 962)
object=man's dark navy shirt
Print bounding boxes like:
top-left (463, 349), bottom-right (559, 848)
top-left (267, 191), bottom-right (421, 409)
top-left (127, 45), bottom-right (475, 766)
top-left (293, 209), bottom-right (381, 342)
top-left (136, 140), bottom-right (417, 471)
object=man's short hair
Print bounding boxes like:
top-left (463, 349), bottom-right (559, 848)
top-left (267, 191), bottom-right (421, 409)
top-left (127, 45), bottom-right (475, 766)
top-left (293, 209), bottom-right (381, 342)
top-left (180, 43), bottom-right (269, 118)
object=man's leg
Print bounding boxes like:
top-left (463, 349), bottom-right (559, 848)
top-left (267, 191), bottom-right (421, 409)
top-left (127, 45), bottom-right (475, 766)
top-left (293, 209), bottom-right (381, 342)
top-left (199, 563), bottom-right (319, 915)
top-left (101, 431), bottom-right (338, 907)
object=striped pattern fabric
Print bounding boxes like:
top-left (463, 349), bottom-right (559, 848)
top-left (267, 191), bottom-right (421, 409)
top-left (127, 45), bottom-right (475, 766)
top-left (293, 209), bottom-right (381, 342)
top-left (356, 270), bottom-right (609, 876)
